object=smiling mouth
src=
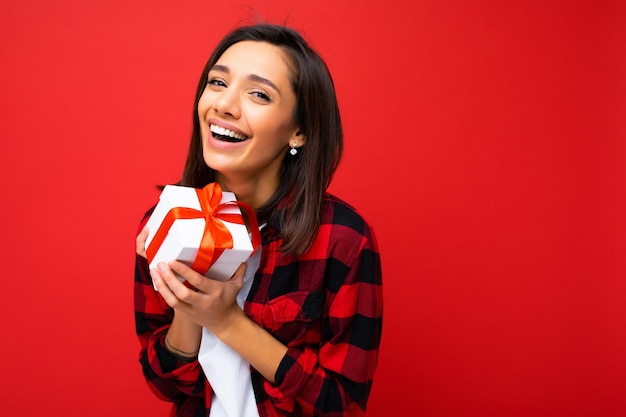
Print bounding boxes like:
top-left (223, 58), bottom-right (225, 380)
top-left (210, 124), bottom-right (249, 143)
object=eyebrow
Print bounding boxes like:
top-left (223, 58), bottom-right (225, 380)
top-left (210, 64), bottom-right (281, 94)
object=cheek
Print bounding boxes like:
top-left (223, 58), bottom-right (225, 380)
top-left (197, 89), bottom-right (211, 117)
top-left (252, 109), bottom-right (295, 142)
top-left (197, 99), bottom-right (210, 136)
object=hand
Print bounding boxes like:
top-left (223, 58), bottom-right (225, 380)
top-left (150, 260), bottom-right (248, 335)
top-left (136, 226), bottom-right (149, 259)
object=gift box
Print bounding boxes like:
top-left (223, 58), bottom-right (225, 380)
top-left (144, 183), bottom-right (259, 289)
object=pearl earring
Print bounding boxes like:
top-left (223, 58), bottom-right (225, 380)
top-left (290, 143), bottom-right (298, 156)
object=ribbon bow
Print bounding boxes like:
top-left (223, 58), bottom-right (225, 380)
top-left (146, 183), bottom-right (260, 275)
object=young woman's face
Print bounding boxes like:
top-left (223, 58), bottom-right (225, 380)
top-left (197, 41), bottom-right (301, 185)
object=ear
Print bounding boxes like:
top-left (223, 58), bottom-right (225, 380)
top-left (290, 130), bottom-right (306, 148)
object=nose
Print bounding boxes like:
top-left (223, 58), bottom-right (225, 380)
top-left (214, 86), bottom-right (241, 119)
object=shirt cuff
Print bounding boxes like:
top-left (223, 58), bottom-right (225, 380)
top-left (271, 347), bottom-right (317, 396)
top-left (155, 336), bottom-right (199, 374)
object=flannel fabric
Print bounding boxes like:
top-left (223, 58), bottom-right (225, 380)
top-left (134, 193), bottom-right (383, 417)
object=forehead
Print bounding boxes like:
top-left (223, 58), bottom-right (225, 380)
top-left (214, 41), bottom-right (293, 83)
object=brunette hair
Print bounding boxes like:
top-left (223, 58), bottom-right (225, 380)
top-left (180, 23), bottom-right (343, 255)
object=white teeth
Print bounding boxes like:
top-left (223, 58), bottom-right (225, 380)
top-left (210, 124), bottom-right (247, 140)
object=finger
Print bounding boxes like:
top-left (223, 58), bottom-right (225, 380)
top-left (150, 268), bottom-right (180, 307)
top-left (155, 262), bottom-right (196, 305)
top-left (168, 261), bottom-right (207, 291)
top-left (136, 226), bottom-right (150, 258)
top-left (229, 262), bottom-right (247, 282)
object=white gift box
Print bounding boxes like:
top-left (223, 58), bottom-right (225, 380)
top-left (144, 184), bottom-right (254, 288)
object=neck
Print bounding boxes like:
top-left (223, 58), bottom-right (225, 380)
top-left (215, 172), bottom-right (279, 210)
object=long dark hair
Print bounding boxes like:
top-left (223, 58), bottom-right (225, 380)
top-left (180, 24), bottom-right (343, 256)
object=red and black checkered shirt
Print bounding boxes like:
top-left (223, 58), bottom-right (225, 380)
top-left (134, 193), bottom-right (383, 417)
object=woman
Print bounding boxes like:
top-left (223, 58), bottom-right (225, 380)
top-left (134, 23), bottom-right (383, 417)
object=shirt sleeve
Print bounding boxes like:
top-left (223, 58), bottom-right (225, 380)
top-left (133, 210), bottom-right (208, 406)
top-left (264, 220), bottom-right (383, 416)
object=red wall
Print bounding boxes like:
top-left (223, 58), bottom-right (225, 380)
top-left (1, 1), bottom-right (624, 416)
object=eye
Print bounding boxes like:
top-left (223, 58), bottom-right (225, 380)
top-left (251, 90), bottom-right (271, 102)
top-left (207, 77), bottom-right (226, 87)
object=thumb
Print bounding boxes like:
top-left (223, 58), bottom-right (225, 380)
top-left (136, 226), bottom-right (149, 258)
top-left (229, 262), bottom-right (248, 282)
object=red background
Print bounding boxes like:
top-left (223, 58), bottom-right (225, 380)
top-left (1, 1), bottom-right (625, 416)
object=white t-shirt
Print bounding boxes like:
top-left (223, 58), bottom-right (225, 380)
top-left (198, 246), bottom-right (262, 417)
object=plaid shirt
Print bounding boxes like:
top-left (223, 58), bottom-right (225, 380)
top-left (134, 193), bottom-right (383, 417)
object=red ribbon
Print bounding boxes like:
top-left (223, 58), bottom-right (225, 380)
top-left (146, 183), bottom-right (261, 275)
